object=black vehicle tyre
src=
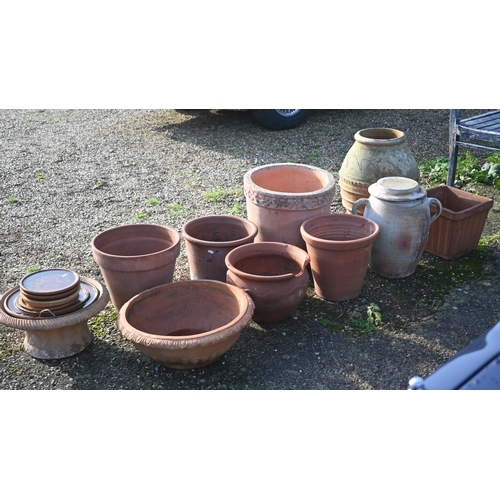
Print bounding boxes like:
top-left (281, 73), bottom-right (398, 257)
top-left (251, 109), bottom-right (312, 130)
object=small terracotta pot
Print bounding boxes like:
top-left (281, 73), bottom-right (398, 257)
top-left (300, 214), bottom-right (380, 301)
top-left (182, 215), bottom-right (258, 281)
top-left (117, 280), bottom-right (255, 369)
top-left (91, 224), bottom-right (181, 311)
top-left (225, 242), bottom-right (310, 323)
top-left (244, 163), bottom-right (335, 250)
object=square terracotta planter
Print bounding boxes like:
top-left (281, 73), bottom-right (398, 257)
top-left (425, 185), bottom-right (494, 260)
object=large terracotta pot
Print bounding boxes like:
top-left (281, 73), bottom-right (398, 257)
top-left (91, 224), bottom-right (181, 311)
top-left (339, 128), bottom-right (420, 213)
top-left (300, 214), bottom-right (380, 301)
top-left (117, 280), bottom-right (255, 369)
top-left (244, 163), bottom-right (335, 250)
top-left (352, 177), bottom-right (442, 278)
top-left (225, 242), bottom-right (310, 323)
top-left (182, 215), bottom-right (258, 281)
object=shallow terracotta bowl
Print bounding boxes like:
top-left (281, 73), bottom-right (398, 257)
top-left (117, 280), bottom-right (254, 369)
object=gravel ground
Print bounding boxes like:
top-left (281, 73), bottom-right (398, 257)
top-left (1, 108), bottom-right (499, 390)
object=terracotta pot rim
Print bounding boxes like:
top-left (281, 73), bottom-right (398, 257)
top-left (244, 162), bottom-right (335, 199)
top-left (91, 224), bottom-right (181, 261)
top-left (182, 215), bottom-right (258, 247)
top-left (354, 128), bottom-right (406, 145)
top-left (118, 280), bottom-right (254, 344)
top-left (300, 214), bottom-right (380, 250)
top-left (225, 242), bottom-right (310, 282)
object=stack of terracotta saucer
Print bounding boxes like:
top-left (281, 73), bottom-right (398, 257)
top-left (15, 269), bottom-right (90, 317)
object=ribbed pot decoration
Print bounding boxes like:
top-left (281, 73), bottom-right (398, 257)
top-left (91, 224), bottom-right (180, 311)
top-left (352, 177), bottom-right (442, 278)
top-left (182, 215), bottom-right (258, 281)
top-left (244, 163), bottom-right (335, 250)
top-left (300, 214), bottom-right (380, 301)
top-left (339, 128), bottom-right (420, 213)
top-left (225, 242), bottom-right (310, 323)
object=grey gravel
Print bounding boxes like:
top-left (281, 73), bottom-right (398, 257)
top-left (1, 108), bottom-right (500, 390)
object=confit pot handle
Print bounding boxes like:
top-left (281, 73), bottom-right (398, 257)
top-left (352, 198), bottom-right (370, 216)
top-left (294, 253), bottom-right (311, 278)
top-left (428, 197), bottom-right (443, 224)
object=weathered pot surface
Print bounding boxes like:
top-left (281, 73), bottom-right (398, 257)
top-left (182, 215), bottom-right (258, 281)
top-left (352, 177), bottom-right (442, 278)
top-left (117, 280), bottom-right (255, 369)
top-left (91, 224), bottom-right (181, 311)
top-left (225, 241), bottom-right (310, 323)
top-left (300, 213), bottom-right (380, 301)
top-left (339, 128), bottom-right (420, 213)
top-left (244, 163), bottom-right (335, 249)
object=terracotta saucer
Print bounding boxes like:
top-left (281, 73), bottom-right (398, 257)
top-left (5, 281), bottom-right (98, 319)
top-left (20, 288), bottom-right (83, 310)
top-left (20, 269), bottom-right (80, 297)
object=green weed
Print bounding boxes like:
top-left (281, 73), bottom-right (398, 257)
top-left (167, 203), bottom-right (187, 216)
top-left (350, 303), bottom-right (383, 334)
top-left (419, 151), bottom-right (500, 188)
top-left (229, 203), bottom-right (246, 216)
top-left (135, 211), bottom-right (148, 220)
top-left (147, 198), bottom-right (161, 206)
top-left (89, 307), bottom-right (118, 338)
top-left (26, 265), bottom-right (41, 273)
top-left (205, 188), bottom-right (243, 202)
top-left (35, 172), bottom-right (45, 179)
top-left (8, 197), bottom-right (18, 203)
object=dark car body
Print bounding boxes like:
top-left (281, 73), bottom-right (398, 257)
top-left (409, 320), bottom-right (500, 389)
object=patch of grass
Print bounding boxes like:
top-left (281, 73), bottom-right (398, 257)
top-left (306, 153), bottom-right (320, 162)
top-left (135, 211), bottom-right (148, 220)
top-left (147, 197), bottom-right (161, 206)
top-left (167, 203), bottom-right (187, 217)
top-left (8, 197), bottom-right (19, 203)
top-left (35, 172), bottom-right (45, 179)
top-left (89, 307), bottom-right (118, 338)
top-left (205, 187), bottom-right (243, 202)
top-left (229, 203), bottom-right (246, 216)
top-left (26, 265), bottom-right (41, 274)
top-left (419, 151), bottom-right (500, 189)
top-left (479, 232), bottom-right (500, 248)
top-left (93, 181), bottom-right (103, 189)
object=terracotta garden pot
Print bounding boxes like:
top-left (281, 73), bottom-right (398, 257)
top-left (424, 185), bottom-right (493, 260)
top-left (339, 128), bottom-right (420, 214)
top-left (244, 163), bottom-right (335, 250)
top-left (182, 215), bottom-right (258, 281)
top-left (300, 214), bottom-right (380, 301)
top-left (91, 224), bottom-right (181, 311)
top-left (225, 242), bottom-right (310, 323)
top-left (117, 280), bottom-right (255, 369)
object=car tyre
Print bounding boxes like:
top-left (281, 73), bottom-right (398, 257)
top-left (251, 109), bottom-right (312, 130)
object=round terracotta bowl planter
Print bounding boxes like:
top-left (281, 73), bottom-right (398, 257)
top-left (91, 224), bottom-right (181, 311)
top-left (244, 163), bottom-right (335, 250)
top-left (300, 214), bottom-right (380, 301)
top-left (117, 280), bottom-right (255, 369)
top-left (182, 215), bottom-right (258, 281)
top-left (225, 242), bottom-right (310, 323)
